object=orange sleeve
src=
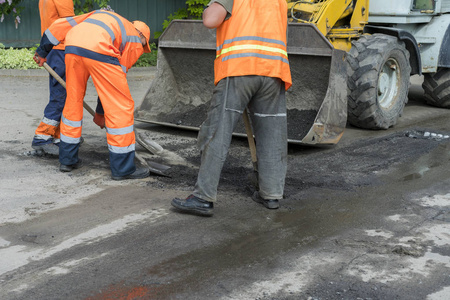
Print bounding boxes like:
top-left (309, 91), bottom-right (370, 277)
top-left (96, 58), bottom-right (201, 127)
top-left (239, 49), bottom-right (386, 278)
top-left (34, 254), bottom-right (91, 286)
top-left (120, 43), bottom-right (144, 72)
top-left (118, 24), bottom-right (145, 72)
top-left (54, 0), bottom-right (75, 18)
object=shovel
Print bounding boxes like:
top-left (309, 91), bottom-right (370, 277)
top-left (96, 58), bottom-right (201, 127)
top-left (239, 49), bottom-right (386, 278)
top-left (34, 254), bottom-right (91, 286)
top-left (42, 62), bottom-right (171, 177)
top-left (243, 108), bottom-right (259, 190)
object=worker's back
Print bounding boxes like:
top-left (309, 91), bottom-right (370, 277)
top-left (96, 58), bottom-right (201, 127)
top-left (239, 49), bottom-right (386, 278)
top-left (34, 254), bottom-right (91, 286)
top-left (39, 0), bottom-right (74, 50)
top-left (65, 11), bottom-right (138, 60)
top-left (214, 0), bottom-right (291, 89)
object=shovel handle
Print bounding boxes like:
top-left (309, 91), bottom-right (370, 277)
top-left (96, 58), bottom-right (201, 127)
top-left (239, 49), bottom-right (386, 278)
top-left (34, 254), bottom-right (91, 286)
top-left (43, 62), bottom-right (66, 88)
top-left (243, 108), bottom-right (258, 172)
top-left (42, 62), bottom-right (96, 117)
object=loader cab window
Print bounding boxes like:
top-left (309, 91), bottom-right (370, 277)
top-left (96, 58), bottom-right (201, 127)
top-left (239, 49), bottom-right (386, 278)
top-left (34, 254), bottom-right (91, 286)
top-left (413, 0), bottom-right (435, 10)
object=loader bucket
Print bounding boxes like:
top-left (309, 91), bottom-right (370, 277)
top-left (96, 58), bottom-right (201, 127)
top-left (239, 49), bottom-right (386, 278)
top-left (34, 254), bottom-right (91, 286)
top-left (135, 20), bottom-right (348, 145)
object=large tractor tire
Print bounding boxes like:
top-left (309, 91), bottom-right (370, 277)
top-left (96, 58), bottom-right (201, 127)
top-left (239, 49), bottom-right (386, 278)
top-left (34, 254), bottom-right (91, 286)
top-left (347, 34), bottom-right (411, 129)
top-left (422, 68), bottom-right (450, 108)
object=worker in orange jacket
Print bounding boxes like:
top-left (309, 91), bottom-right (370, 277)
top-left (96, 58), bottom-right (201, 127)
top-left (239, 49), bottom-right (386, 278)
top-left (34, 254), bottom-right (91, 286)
top-left (171, 0), bottom-right (292, 216)
top-left (33, 10), bottom-right (152, 180)
top-left (32, 0), bottom-right (74, 156)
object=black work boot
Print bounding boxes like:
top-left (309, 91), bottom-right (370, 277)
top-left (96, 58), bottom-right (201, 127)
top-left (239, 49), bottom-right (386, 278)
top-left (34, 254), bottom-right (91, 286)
top-left (252, 191), bottom-right (280, 209)
top-left (171, 194), bottom-right (214, 216)
top-left (60, 159), bottom-right (83, 172)
top-left (111, 166), bottom-right (150, 180)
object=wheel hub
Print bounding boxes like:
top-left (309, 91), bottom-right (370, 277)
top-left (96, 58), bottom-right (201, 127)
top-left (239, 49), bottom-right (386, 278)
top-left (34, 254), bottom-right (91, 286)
top-left (378, 58), bottom-right (400, 110)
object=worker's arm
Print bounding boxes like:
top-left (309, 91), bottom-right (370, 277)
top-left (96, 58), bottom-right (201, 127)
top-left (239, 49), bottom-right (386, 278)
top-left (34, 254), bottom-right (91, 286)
top-left (120, 43), bottom-right (144, 73)
top-left (118, 22), bottom-right (150, 72)
top-left (203, 3), bottom-right (228, 29)
top-left (35, 32), bottom-right (55, 59)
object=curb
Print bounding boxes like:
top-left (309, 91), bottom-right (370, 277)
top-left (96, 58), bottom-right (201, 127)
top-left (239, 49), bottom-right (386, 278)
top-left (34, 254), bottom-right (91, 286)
top-left (0, 66), bottom-right (157, 79)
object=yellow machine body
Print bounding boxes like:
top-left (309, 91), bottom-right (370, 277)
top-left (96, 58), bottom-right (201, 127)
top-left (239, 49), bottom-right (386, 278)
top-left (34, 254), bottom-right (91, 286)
top-left (288, 0), bottom-right (369, 51)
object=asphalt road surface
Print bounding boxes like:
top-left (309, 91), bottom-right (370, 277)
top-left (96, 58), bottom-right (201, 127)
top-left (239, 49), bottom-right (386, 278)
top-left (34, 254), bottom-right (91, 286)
top-left (0, 68), bottom-right (450, 300)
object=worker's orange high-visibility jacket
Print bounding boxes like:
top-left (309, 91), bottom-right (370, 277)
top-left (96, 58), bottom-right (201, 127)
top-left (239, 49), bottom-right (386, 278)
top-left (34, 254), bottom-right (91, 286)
top-left (43, 10), bottom-right (144, 73)
top-left (39, 0), bottom-right (74, 51)
top-left (214, 0), bottom-right (292, 90)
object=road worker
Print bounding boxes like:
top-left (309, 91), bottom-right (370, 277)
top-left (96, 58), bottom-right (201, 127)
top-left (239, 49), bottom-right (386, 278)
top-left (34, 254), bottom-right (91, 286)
top-left (33, 10), bottom-right (152, 180)
top-left (32, 0), bottom-right (74, 156)
top-left (171, 0), bottom-right (292, 216)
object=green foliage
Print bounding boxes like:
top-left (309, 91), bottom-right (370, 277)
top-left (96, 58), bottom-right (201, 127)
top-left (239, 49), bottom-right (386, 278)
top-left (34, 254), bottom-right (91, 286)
top-left (73, 0), bottom-right (111, 15)
top-left (154, 0), bottom-right (209, 39)
top-left (0, 0), bottom-right (157, 70)
top-left (133, 43), bottom-right (158, 67)
top-left (0, 42), bottom-right (157, 69)
top-left (186, 0), bottom-right (209, 19)
top-left (0, 0), bottom-right (24, 28)
top-left (0, 45), bottom-right (41, 69)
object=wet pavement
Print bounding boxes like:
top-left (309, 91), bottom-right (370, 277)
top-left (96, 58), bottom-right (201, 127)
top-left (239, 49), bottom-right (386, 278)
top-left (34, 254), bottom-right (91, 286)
top-left (0, 70), bottom-right (450, 299)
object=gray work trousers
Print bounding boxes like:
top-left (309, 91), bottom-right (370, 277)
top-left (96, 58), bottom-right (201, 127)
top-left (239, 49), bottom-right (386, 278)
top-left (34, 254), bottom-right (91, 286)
top-left (193, 75), bottom-right (288, 202)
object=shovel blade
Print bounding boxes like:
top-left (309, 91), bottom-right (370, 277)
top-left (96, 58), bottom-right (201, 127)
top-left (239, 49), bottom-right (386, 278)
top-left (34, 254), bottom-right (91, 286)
top-left (146, 160), bottom-right (172, 177)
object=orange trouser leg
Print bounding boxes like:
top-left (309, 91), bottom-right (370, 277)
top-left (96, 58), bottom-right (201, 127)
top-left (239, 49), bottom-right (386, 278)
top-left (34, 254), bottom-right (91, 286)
top-left (59, 54), bottom-right (90, 165)
top-left (86, 59), bottom-right (136, 177)
top-left (34, 121), bottom-right (60, 142)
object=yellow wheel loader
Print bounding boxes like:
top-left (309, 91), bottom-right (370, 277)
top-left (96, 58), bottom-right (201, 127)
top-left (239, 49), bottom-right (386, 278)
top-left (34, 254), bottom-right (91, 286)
top-left (135, 0), bottom-right (450, 144)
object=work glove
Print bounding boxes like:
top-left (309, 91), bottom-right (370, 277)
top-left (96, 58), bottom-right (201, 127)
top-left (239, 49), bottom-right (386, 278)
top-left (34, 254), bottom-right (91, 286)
top-left (93, 113), bottom-right (105, 129)
top-left (33, 52), bottom-right (47, 67)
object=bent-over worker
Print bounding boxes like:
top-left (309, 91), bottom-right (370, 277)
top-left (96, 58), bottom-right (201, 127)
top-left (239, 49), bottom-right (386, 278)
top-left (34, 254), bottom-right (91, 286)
top-left (34, 10), bottom-right (152, 180)
top-left (171, 0), bottom-right (292, 216)
top-left (32, 0), bottom-right (74, 156)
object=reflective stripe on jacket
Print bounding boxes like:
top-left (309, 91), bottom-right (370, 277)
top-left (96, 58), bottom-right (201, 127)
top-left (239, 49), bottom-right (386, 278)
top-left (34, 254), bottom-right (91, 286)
top-left (214, 0), bottom-right (292, 90)
top-left (41, 10), bottom-right (143, 72)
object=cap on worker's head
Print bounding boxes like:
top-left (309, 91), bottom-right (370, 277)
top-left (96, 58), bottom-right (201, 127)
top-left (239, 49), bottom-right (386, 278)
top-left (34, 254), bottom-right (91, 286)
top-left (133, 20), bottom-right (151, 53)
